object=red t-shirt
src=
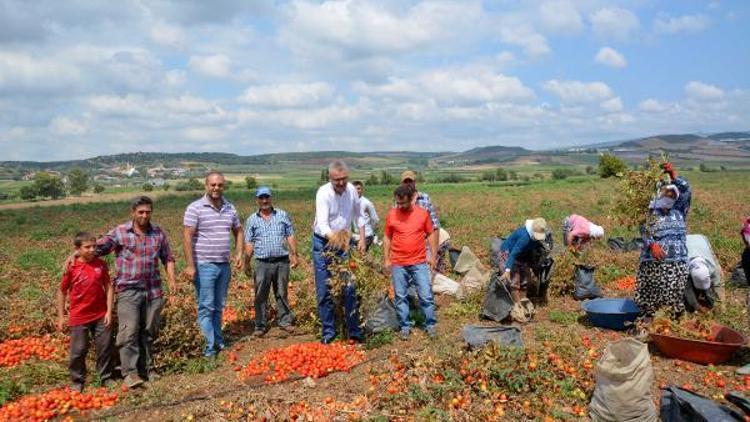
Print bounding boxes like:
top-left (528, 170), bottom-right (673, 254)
top-left (385, 206), bottom-right (434, 266)
top-left (60, 258), bottom-right (110, 326)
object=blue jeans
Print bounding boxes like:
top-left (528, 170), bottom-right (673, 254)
top-left (391, 263), bottom-right (437, 332)
top-left (312, 234), bottom-right (362, 341)
top-left (194, 262), bottom-right (231, 356)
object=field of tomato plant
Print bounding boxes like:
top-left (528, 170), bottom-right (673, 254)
top-left (0, 170), bottom-right (748, 420)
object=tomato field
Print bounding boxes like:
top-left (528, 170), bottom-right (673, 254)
top-left (0, 170), bottom-right (748, 420)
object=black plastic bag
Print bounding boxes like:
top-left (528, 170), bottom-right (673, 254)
top-left (462, 325), bottom-right (523, 349)
top-left (573, 264), bottom-right (602, 300)
top-left (729, 262), bottom-right (748, 287)
top-left (660, 386), bottom-right (744, 422)
top-left (608, 237), bottom-right (627, 251)
top-left (364, 294), bottom-right (400, 334)
top-left (628, 238), bottom-right (645, 251)
top-left (480, 273), bottom-right (514, 322)
top-left (528, 257), bottom-right (554, 305)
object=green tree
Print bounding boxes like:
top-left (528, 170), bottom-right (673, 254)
top-left (245, 176), bottom-right (257, 190)
top-left (366, 173), bottom-right (379, 186)
top-left (162, 183), bottom-right (171, 191)
top-left (495, 168), bottom-right (508, 181)
top-left (551, 168), bottom-right (570, 180)
top-left (33, 172), bottom-right (65, 199)
top-left (508, 170), bottom-right (518, 180)
top-left (598, 153), bottom-right (627, 178)
top-left (93, 184), bottom-right (105, 194)
top-left (585, 165), bottom-right (596, 175)
top-left (143, 183), bottom-right (154, 192)
top-left (67, 168), bottom-right (89, 195)
top-left (481, 170), bottom-right (496, 181)
top-left (379, 171), bottom-right (396, 185)
top-left (320, 168), bottom-right (329, 182)
top-left (19, 185), bottom-right (38, 201)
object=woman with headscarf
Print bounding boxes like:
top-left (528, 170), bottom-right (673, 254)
top-left (737, 217), bottom-right (750, 375)
top-left (562, 214), bottom-right (605, 251)
top-left (497, 218), bottom-right (549, 302)
top-left (635, 162), bottom-right (692, 316)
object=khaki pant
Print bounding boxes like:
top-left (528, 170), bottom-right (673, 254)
top-left (116, 289), bottom-right (164, 379)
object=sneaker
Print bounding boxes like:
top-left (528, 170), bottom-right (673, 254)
top-left (253, 328), bottom-right (269, 338)
top-left (70, 383), bottom-right (84, 393)
top-left (399, 329), bottom-right (410, 341)
top-left (123, 374), bottom-right (145, 389)
top-left (737, 364), bottom-right (750, 375)
top-left (426, 326), bottom-right (437, 339)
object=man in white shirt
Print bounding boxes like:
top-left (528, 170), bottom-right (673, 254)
top-left (313, 160), bottom-right (367, 343)
top-left (351, 181), bottom-right (379, 251)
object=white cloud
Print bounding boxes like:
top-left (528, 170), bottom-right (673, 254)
top-left (639, 98), bottom-right (667, 113)
top-left (653, 14), bottom-right (710, 35)
top-left (188, 54), bottom-right (232, 78)
top-left (281, 0), bottom-right (482, 58)
top-left (0, 51), bottom-right (81, 95)
top-left (600, 96), bottom-right (623, 113)
top-left (184, 126), bottom-right (225, 141)
top-left (539, 0), bottom-right (583, 34)
top-left (150, 20), bottom-right (187, 48)
top-left (590, 8), bottom-right (640, 41)
top-left (356, 67), bottom-right (535, 105)
top-left (49, 116), bottom-right (88, 136)
top-left (165, 69), bottom-right (187, 87)
top-left (238, 82), bottom-right (335, 108)
top-left (499, 25), bottom-right (551, 58)
top-left (594, 47), bottom-right (626, 68)
top-left (685, 81), bottom-right (724, 100)
top-left (543, 80), bottom-right (614, 103)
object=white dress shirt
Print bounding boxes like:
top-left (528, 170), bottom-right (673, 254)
top-left (314, 182), bottom-right (366, 237)
top-left (352, 196), bottom-right (379, 237)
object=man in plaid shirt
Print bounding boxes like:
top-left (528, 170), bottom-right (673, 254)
top-left (95, 196), bottom-right (176, 388)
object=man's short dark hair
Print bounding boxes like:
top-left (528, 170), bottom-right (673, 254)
top-left (131, 195), bottom-right (153, 211)
top-left (74, 231), bottom-right (96, 247)
top-left (352, 180), bottom-right (363, 188)
top-left (394, 184), bottom-right (415, 200)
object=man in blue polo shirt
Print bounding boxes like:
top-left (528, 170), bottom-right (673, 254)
top-left (245, 186), bottom-right (298, 337)
top-left (182, 171), bottom-right (244, 357)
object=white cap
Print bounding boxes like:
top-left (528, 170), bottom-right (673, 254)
top-left (689, 257), bottom-right (711, 290)
top-left (589, 224), bottom-right (604, 238)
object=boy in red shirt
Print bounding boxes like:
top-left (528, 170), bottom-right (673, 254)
top-left (384, 184), bottom-right (438, 340)
top-left (57, 232), bottom-right (114, 392)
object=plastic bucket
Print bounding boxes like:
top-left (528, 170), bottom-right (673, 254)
top-left (582, 298), bottom-right (640, 330)
top-left (651, 324), bottom-right (747, 365)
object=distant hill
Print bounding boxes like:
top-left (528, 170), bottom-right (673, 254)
top-left (2, 130), bottom-right (750, 179)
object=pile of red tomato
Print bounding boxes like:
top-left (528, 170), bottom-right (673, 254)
top-left (0, 335), bottom-right (65, 368)
top-left (0, 387), bottom-right (118, 421)
top-left (238, 341), bottom-right (365, 383)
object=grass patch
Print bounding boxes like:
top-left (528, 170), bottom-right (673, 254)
top-left (548, 310), bottom-right (579, 326)
top-left (180, 356), bottom-right (221, 375)
top-left (365, 330), bottom-right (394, 350)
top-left (16, 249), bottom-right (59, 274)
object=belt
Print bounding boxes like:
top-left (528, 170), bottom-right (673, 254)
top-left (256, 256), bottom-right (289, 263)
top-left (313, 232), bottom-right (328, 242)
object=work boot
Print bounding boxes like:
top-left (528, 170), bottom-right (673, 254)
top-left (399, 329), bottom-right (410, 341)
top-left (426, 326), bottom-right (437, 339)
top-left (123, 374), bottom-right (145, 389)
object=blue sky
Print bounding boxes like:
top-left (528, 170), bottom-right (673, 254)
top-left (0, 0), bottom-right (748, 161)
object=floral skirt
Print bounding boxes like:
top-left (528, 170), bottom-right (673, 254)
top-left (635, 260), bottom-right (688, 316)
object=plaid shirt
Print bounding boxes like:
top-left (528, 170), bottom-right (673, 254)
top-left (244, 208), bottom-right (294, 259)
top-left (96, 221), bottom-right (175, 300)
top-left (416, 191), bottom-right (440, 229)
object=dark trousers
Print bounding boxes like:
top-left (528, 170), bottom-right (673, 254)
top-left (254, 257), bottom-right (295, 330)
top-left (69, 317), bottom-right (113, 385)
top-left (116, 289), bottom-right (164, 379)
top-left (312, 233), bottom-right (362, 341)
top-left (743, 248), bottom-right (750, 288)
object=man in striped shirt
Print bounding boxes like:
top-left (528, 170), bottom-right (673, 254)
top-left (244, 186), bottom-right (298, 337)
top-left (182, 172), bottom-right (244, 357)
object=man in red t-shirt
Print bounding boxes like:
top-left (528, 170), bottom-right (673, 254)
top-left (57, 232), bottom-right (114, 392)
top-left (384, 184), bottom-right (438, 340)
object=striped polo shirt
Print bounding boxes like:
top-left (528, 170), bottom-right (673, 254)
top-left (183, 195), bottom-right (241, 263)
